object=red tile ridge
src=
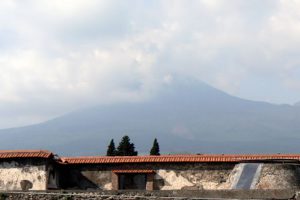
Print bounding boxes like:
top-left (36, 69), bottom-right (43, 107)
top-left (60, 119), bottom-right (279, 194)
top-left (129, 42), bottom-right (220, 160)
top-left (61, 153), bottom-right (300, 164)
top-left (0, 149), bottom-right (54, 159)
top-left (0, 149), bottom-right (51, 153)
top-left (112, 169), bottom-right (155, 173)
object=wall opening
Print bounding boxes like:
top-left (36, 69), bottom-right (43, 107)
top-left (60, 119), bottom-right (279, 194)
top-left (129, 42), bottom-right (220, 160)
top-left (118, 173), bottom-right (147, 190)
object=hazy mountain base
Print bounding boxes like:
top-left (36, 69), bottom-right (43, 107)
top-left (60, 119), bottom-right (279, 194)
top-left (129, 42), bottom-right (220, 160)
top-left (0, 79), bottom-right (300, 156)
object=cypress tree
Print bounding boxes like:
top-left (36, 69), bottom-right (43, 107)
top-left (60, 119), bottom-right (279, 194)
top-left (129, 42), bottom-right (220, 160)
top-left (116, 135), bottom-right (138, 156)
top-left (129, 143), bottom-right (138, 156)
top-left (106, 139), bottom-right (117, 156)
top-left (150, 138), bottom-right (160, 155)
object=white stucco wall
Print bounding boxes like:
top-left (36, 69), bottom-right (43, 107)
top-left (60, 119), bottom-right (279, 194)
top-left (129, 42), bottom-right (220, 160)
top-left (154, 164), bottom-right (300, 190)
top-left (155, 170), bottom-right (194, 190)
top-left (155, 168), bottom-right (234, 190)
top-left (103, 182), bottom-right (112, 190)
top-left (0, 161), bottom-right (47, 191)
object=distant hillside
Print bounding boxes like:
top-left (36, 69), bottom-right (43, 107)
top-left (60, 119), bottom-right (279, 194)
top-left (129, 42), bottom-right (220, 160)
top-left (1, 79), bottom-right (300, 156)
top-left (294, 101), bottom-right (300, 107)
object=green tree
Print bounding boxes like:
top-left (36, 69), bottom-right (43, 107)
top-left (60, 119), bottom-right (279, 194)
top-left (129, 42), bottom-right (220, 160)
top-left (116, 135), bottom-right (138, 156)
top-left (150, 138), bottom-right (160, 155)
top-left (106, 139), bottom-right (117, 156)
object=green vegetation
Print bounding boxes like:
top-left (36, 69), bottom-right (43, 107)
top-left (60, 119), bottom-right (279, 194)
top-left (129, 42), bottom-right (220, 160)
top-left (150, 138), bottom-right (160, 155)
top-left (106, 139), bottom-right (117, 156)
top-left (116, 135), bottom-right (138, 156)
top-left (106, 136), bottom-right (161, 156)
top-left (106, 135), bottom-right (138, 156)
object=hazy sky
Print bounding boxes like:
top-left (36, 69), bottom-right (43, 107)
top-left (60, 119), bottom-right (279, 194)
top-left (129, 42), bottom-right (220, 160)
top-left (1, 0), bottom-right (300, 128)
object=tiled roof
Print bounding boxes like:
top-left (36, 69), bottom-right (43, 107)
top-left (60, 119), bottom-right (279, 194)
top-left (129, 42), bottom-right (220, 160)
top-left (61, 154), bottom-right (300, 164)
top-left (0, 150), bottom-right (53, 159)
top-left (112, 169), bottom-right (154, 173)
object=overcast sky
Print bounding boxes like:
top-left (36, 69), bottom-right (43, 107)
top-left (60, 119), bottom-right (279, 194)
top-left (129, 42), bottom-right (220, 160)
top-left (1, 0), bottom-right (300, 128)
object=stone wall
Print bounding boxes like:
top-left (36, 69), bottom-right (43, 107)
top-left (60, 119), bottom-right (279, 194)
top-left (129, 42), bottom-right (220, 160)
top-left (60, 162), bottom-right (300, 191)
top-left (0, 159), bottom-right (47, 191)
top-left (154, 168), bottom-right (232, 190)
top-left (256, 164), bottom-right (300, 189)
top-left (0, 190), bottom-right (297, 200)
top-left (62, 163), bottom-right (236, 190)
top-left (62, 166), bottom-right (112, 190)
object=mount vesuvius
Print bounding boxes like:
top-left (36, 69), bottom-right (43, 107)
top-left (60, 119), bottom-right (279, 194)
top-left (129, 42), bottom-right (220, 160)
top-left (1, 79), bottom-right (300, 156)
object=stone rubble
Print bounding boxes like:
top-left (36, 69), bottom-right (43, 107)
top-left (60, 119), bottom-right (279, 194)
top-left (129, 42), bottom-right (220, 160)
top-left (0, 190), bottom-right (298, 200)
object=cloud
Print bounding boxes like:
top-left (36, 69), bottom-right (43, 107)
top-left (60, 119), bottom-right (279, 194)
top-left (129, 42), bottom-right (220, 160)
top-left (0, 0), bottom-right (300, 128)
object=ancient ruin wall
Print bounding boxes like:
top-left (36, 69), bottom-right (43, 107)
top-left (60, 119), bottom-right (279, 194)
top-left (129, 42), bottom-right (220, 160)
top-left (59, 163), bottom-right (300, 191)
top-left (63, 163), bottom-right (236, 190)
top-left (81, 170), bottom-right (112, 190)
top-left (65, 168), bottom-right (112, 190)
top-left (255, 164), bottom-right (300, 189)
top-left (0, 160), bottom-right (47, 191)
top-left (153, 163), bottom-right (236, 190)
top-left (0, 190), bottom-right (297, 200)
top-left (47, 163), bottom-right (60, 189)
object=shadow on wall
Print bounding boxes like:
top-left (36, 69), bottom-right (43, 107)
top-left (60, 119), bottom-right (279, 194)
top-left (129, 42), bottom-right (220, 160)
top-left (60, 170), bottom-right (99, 190)
top-left (20, 180), bottom-right (33, 191)
top-left (154, 174), bottom-right (168, 190)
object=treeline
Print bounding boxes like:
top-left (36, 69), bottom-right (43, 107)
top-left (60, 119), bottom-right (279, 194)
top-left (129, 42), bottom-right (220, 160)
top-left (106, 135), bottom-right (160, 156)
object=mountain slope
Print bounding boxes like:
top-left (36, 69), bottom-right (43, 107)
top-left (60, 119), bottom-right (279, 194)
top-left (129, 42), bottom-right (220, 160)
top-left (1, 79), bottom-right (300, 156)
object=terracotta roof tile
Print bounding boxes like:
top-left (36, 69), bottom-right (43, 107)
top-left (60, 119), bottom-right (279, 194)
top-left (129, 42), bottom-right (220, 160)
top-left (61, 154), bottom-right (300, 164)
top-left (0, 150), bottom-right (53, 159)
top-left (112, 169), bottom-right (154, 173)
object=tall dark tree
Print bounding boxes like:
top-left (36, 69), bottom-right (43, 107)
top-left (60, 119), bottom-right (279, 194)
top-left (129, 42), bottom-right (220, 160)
top-left (150, 138), bottom-right (160, 155)
top-left (116, 135), bottom-right (138, 156)
top-left (106, 139), bottom-right (117, 156)
top-left (129, 143), bottom-right (138, 156)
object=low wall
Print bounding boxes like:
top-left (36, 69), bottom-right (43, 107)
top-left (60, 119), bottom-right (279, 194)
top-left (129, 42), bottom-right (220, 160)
top-left (0, 159), bottom-right (47, 191)
top-left (0, 190), bottom-right (298, 200)
top-left (62, 162), bottom-right (300, 190)
top-left (62, 163), bottom-right (236, 190)
top-left (256, 164), bottom-right (300, 189)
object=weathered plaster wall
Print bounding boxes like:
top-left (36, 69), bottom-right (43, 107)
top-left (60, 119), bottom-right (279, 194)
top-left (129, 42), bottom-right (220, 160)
top-left (227, 163), bottom-right (245, 189)
top-left (81, 170), bottom-right (112, 190)
top-left (0, 160), bottom-right (47, 191)
top-left (63, 163), bottom-right (236, 190)
top-left (62, 163), bottom-right (300, 191)
top-left (154, 164), bottom-right (237, 190)
top-left (255, 164), bottom-right (300, 189)
top-left (64, 167), bottom-right (112, 190)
